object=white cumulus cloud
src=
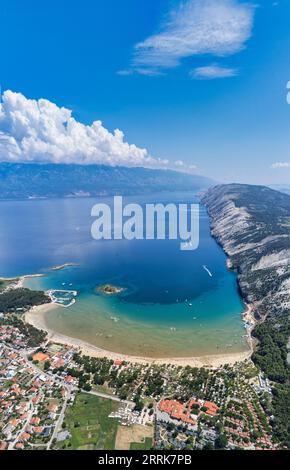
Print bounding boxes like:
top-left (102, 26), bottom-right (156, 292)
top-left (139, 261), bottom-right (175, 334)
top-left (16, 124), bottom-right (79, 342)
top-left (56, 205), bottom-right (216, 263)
top-left (131, 0), bottom-right (255, 72)
top-left (191, 64), bottom-right (238, 79)
top-left (271, 162), bottom-right (290, 169)
top-left (0, 90), bottom-right (171, 168)
top-left (117, 68), bottom-right (164, 77)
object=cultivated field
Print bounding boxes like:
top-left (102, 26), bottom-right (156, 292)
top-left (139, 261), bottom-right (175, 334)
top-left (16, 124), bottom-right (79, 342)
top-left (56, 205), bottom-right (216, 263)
top-left (59, 393), bottom-right (120, 450)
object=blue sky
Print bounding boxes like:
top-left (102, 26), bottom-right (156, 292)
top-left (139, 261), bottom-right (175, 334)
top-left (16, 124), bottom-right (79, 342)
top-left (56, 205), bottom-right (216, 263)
top-left (1, 0), bottom-right (290, 184)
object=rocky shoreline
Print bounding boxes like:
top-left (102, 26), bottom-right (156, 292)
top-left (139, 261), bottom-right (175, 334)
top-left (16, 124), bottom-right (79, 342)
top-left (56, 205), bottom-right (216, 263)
top-left (202, 184), bottom-right (290, 351)
top-left (50, 262), bottom-right (79, 271)
top-left (96, 284), bottom-right (126, 295)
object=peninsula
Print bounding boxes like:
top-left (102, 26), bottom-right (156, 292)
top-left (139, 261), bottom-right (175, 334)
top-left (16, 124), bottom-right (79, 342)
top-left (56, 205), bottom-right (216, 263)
top-left (202, 184), bottom-right (290, 446)
top-left (50, 262), bottom-right (79, 271)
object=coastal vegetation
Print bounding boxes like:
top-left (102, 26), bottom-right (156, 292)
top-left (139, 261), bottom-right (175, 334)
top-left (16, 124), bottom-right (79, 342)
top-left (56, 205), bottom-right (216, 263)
top-left (252, 317), bottom-right (289, 384)
top-left (1, 315), bottom-right (47, 347)
top-left (0, 286), bottom-right (49, 347)
top-left (0, 287), bottom-right (50, 313)
top-left (252, 317), bottom-right (290, 448)
top-left (0, 279), bottom-right (9, 292)
top-left (271, 384), bottom-right (290, 448)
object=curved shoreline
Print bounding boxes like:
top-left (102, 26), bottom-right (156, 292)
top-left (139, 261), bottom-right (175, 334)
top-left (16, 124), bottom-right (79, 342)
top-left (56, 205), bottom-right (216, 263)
top-left (0, 273), bottom-right (45, 290)
top-left (0, 262), bottom-right (78, 289)
top-left (6, 256), bottom-right (254, 367)
top-left (24, 303), bottom-right (252, 368)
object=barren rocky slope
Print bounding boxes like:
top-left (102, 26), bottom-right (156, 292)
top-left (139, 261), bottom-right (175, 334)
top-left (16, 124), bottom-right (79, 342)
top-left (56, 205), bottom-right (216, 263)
top-left (202, 184), bottom-right (290, 323)
top-left (203, 184), bottom-right (290, 446)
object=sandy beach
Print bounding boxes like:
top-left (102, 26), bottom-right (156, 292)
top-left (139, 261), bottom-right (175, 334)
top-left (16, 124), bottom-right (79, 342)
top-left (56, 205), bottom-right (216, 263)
top-left (0, 273), bottom-right (45, 290)
top-left (25, 302), bottom-right (253, 368)
top-left (0, 263), bottom-right (77, 290)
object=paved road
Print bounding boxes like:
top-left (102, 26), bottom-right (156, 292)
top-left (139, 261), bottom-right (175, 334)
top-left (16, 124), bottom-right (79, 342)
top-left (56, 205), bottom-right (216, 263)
top-left (9, 398), bottom-right (35, 450)
top-left (85, 389), bottom-right (134, 407)
top-left (47, 386), bottom-right (72, 450)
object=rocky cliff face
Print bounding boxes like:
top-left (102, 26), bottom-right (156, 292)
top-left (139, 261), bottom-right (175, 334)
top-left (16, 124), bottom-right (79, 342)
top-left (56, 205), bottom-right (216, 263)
top-left (202, 184), bottom-right (290, 321)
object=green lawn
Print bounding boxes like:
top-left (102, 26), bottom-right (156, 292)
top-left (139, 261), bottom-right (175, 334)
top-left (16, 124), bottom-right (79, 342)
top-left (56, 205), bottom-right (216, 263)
top-left (59, 392), bottom-right (120, 450)
top-left (0, 279), bottom-right (8, 292)
top-left (130, 437), bottom-right (153, 450)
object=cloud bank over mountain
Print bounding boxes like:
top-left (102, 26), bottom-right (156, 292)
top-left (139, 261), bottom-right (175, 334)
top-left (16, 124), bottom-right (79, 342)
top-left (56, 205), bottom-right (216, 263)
top-left (0, 90), bottom-right (176, 169)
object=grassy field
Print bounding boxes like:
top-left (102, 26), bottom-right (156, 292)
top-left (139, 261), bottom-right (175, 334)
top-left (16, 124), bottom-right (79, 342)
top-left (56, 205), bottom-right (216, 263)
top-left (0, 279), bottom-right (8, 292)
top-left (115, 423), bottom-right (154, 450)
top-left (130, 437), bottom-right (153, 450)
top-left (59, 392), bottom-right (120, 450)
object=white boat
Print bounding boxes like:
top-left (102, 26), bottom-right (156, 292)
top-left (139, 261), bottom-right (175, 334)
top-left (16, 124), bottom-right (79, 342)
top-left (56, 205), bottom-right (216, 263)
top-left (110, 316), bottom-right (119, 323)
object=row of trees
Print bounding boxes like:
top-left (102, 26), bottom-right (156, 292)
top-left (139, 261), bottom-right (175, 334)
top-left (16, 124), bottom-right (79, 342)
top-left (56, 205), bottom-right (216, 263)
top-left (252, 316), bottom-right (290, 448)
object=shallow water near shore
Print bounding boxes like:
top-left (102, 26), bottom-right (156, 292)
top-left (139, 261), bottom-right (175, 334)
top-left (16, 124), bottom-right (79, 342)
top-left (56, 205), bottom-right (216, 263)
top-left (0, 192), bottom-right (248, 357)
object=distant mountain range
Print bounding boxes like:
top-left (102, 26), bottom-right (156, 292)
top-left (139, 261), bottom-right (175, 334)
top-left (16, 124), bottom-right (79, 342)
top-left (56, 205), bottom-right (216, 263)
top-left (269, 184), bottom-right (290, 195)
top-left (0, 162), bottom-right (215, 200)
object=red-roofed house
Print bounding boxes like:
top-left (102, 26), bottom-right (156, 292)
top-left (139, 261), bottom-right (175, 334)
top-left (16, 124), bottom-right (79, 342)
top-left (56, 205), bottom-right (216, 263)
top-left (32, 395), bottom-right (41, 405)
top-left (15, 443), bottom-right (24, 450)
top-left (51, 359), bottom-right (65, 369)
top-left (159, 400), bottom-right (197, 426)
top-left (9, 418), bottom-right (19, 428)
top-left (203, 401), bottom-right (219, 416)
top-left (64, 375), bottom-right (75, 384)
top-left (30, 417), bottom-right (40, 425)
top-left (33, 427), bottom-right (44, 435)
top-left (49, 404), bottom-right (58, 413)
top-left (114, 360), bottom-right (123, 366)
top-left (18, 432), bottom-right (30, 442)
top-left (0, 441), bottom-right (8, 451)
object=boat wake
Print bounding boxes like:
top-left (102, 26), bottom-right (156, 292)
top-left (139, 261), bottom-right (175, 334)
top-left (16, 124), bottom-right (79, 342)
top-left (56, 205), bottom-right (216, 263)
top-left (202, 265), bottom-right (213, 277)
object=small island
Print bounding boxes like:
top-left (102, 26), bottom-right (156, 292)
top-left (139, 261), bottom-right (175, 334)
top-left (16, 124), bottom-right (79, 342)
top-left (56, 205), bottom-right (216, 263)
top-left (50, 262), bottom-right (79, 271)
top-left (96, 284), bottom-right (126, 295)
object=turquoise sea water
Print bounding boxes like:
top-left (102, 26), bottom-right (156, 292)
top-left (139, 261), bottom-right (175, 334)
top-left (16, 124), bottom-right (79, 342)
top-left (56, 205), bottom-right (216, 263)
top-left (0, 193), bottom-right (247, 357)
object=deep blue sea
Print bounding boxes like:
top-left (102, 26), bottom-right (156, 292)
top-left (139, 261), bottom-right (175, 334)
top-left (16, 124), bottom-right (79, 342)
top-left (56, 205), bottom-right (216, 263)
top-left (0, 192), bottom-right (247, 357)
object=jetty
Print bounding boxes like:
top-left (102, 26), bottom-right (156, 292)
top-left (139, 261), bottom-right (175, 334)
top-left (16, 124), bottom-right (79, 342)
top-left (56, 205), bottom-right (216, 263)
top-left (47, 289), bottom-right (78, 308)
